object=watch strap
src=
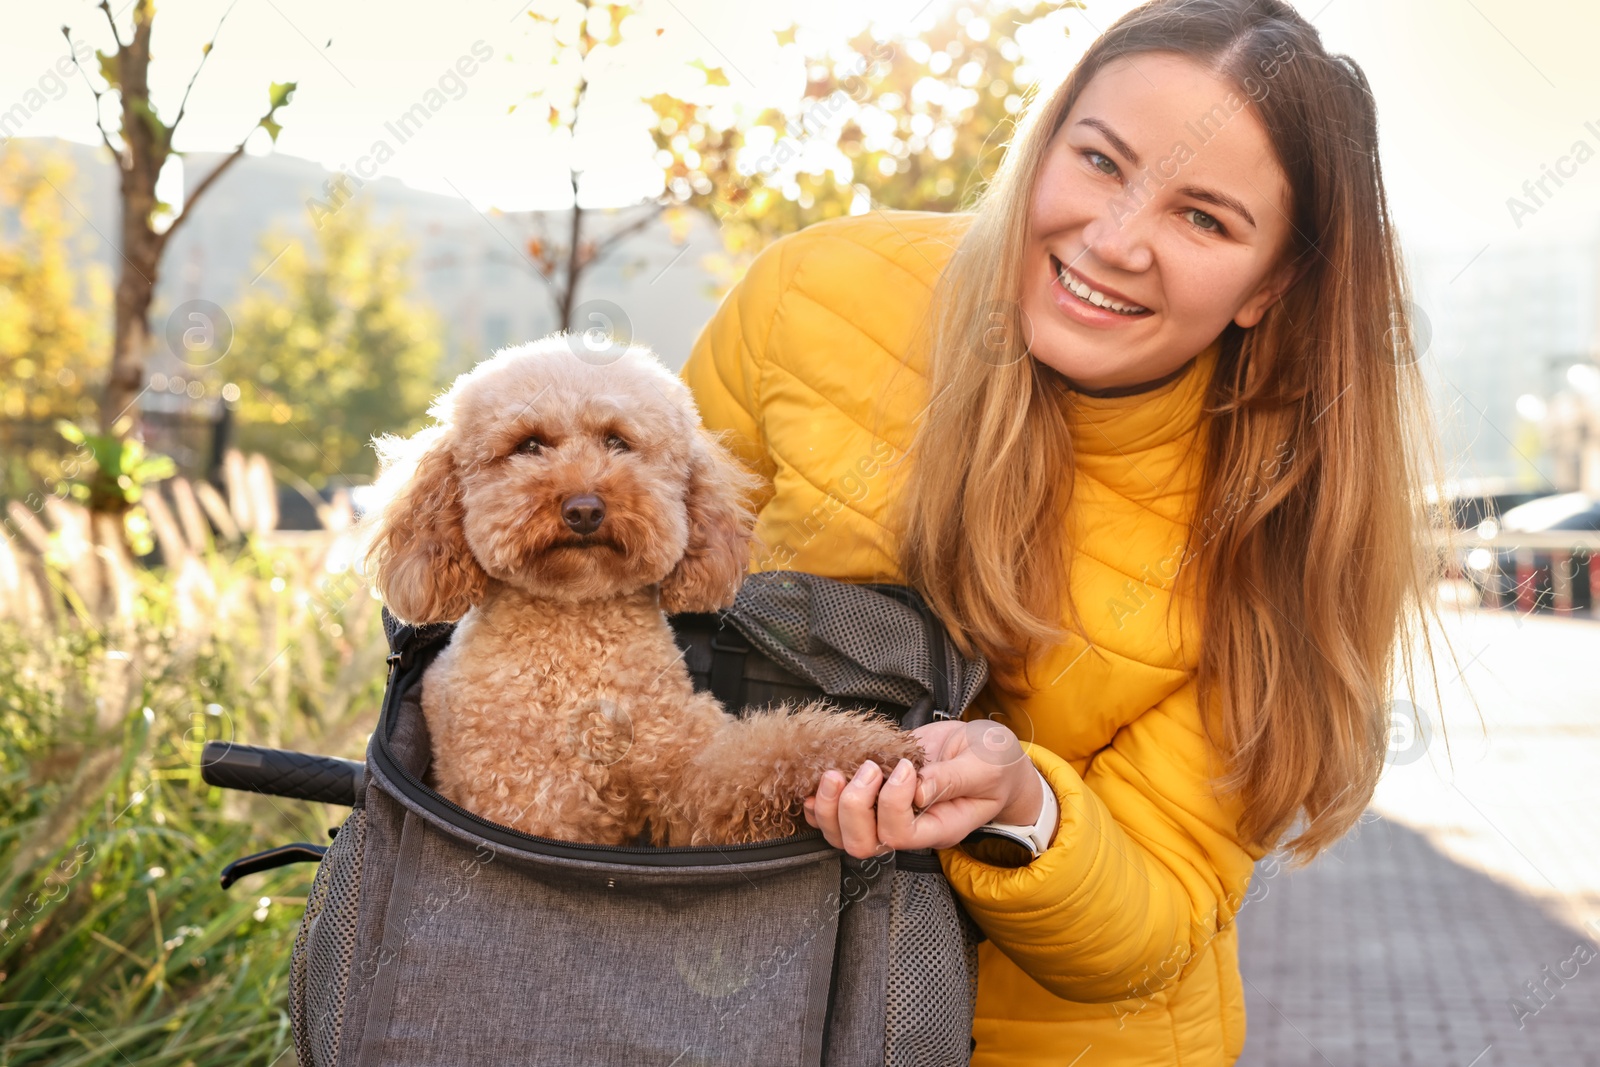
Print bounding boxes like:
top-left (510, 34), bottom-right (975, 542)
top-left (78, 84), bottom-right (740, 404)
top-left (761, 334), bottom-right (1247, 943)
top-left (976, 767), bottom-right (1058, 857)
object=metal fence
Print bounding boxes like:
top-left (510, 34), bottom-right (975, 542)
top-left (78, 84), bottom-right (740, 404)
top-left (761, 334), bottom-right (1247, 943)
top-left (1452, 531), bottom-right (1600, 616)
top-left (0, 404), bottom-right (231, 495)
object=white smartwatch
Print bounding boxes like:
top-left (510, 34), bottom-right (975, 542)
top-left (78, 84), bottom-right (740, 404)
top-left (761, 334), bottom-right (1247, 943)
top-left (973, 767), bottom-right (1059, 858)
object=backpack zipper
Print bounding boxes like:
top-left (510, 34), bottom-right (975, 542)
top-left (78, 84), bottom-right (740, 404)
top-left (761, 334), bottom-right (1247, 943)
top-left (375, 657), bottom-right (836, 867)
top-left (376, 601), bottom-right (957, 869)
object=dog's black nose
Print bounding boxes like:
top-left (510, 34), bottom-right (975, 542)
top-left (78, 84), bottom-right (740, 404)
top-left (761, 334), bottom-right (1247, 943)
top-left (561, 494), bottom-right (606, 535)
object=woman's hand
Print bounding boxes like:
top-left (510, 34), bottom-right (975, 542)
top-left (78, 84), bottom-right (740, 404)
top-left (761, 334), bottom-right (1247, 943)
top-left (801, 718), bottom-right (1045, 859)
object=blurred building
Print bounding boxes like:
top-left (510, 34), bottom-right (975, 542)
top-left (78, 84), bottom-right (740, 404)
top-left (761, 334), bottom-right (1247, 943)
top-left (1409, 238), bottom-right (1600, 488)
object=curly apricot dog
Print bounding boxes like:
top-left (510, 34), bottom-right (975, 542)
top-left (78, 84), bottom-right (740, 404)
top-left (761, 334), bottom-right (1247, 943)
top-left (362, 337), bottom-right (924, 847)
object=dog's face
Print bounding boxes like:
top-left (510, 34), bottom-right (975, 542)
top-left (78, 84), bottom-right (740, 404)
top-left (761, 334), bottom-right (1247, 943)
top-left (364, 339), bottom-right (760, 622)
top-left (451, 346), bottom-right (716, 600)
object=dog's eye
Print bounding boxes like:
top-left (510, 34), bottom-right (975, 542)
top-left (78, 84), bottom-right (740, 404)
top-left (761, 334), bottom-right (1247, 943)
top-left (604, 433), bottom-right (630, 453)
top-left (516, 435), bottom-right (547, 455)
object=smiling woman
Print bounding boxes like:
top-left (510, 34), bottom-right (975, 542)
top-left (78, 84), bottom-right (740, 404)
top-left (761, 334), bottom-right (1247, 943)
top-left (681, 0), bottom-right (1446, 1064)
top-left (1022, 52), bottom-right (1298, 391)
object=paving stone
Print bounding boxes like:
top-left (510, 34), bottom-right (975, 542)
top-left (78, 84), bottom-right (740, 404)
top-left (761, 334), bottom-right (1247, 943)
top-left (1236, 612), bottom-right (1600, 1066)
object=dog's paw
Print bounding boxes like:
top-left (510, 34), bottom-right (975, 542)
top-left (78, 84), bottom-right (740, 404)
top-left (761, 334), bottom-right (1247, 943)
top-left (759, 702), bottom-right (929, 794)
top-left (811, 706), bottom-right (927, 777)
top-left (667, 703), bottom-right (931, 847)
top-left (865, 729), bottom-right (928, 776)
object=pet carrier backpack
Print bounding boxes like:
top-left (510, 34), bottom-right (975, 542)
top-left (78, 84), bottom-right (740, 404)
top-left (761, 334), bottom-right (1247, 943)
top-left (205, 571), bottom-right (992, 1067)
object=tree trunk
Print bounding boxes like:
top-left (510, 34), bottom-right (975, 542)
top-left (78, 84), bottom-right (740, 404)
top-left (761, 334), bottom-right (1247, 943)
top-left (559, 201), bottom-right (583, 332)
top-left (104, 239), bottom-right (159, 432)
top-left (556, 60), bottom-right (592, 334)
top-left (100, 9), bottom-right (162, 435)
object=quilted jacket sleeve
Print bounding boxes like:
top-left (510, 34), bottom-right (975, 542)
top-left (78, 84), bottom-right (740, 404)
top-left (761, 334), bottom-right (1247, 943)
top-left (941, 678), bottom-right (1267, 1004)
top-left (679, 237), bottom-right (791, 497)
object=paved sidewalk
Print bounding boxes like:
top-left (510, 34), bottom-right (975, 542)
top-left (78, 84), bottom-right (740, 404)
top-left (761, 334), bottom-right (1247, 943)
top-left (1236, 610), bottom-right (1600, 1066)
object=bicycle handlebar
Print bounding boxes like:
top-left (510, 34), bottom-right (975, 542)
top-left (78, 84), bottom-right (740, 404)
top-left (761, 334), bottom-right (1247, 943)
top-left (200, 741), bottom-right (364, 806)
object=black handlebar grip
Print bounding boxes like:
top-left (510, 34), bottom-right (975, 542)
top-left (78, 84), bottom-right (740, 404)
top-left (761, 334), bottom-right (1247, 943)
top-left (200, 742), bottom-right (365, 806)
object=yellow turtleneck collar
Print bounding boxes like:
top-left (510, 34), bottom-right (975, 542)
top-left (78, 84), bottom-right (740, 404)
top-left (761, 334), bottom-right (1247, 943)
top-left (1063, 338), bottom-right (1220, 459)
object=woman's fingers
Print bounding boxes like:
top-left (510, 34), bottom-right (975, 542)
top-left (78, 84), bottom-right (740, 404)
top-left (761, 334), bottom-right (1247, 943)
top-left (807, 769), bottom-right (848, 849)
top-left (806, 751), bottom-right (1017, 858)
top-left (881, 758), bottom-right (992, 851)
top-left (874, 758), bottom-right (921, 848)
top-left (836, 761), bottom-right (891, 859)
top-left (909, 719), bottom-right (969, 762)
top-left (805, 764), bottom-right (887, 858)
top-left (913, 747), bottom-right (1006, 812)
top-left (904, 794), bottom-right (995, 849)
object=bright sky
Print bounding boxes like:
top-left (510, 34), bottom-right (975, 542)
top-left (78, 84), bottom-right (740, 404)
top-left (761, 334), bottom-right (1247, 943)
top-left (1, 0), bottom-right (1597, 255)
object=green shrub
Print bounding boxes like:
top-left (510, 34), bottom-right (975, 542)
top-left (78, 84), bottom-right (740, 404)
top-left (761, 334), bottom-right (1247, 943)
top-left (1, 463), bottom-right (385, 1065)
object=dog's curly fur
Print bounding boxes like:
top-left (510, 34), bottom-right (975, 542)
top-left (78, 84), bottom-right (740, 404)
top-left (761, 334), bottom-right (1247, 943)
top-left (362, 337), bottom-right (924, 847)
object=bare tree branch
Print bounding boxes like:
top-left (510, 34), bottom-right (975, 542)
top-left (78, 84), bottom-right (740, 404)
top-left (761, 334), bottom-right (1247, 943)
top-left (97, 0), bottom-right (125, 50)
top-left (61, 26), bottom-right (123, 165)
top-left (523, 0), bottom-right (671, 330)
top-left (589, 201), bottom-right (670, 262)
top-left (155, 141), bottom-right (245, 253)
top-left (522, 242), bottom-right (559, 289)
top-left (159, 83), bottom-right (293, 251)
top-left (556, 63), bottom-right (590, 329)
top-left (170, 0), bottom-right (240, 139)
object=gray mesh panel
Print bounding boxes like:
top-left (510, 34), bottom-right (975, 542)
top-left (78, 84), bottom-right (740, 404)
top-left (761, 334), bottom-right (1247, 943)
top-left (290, 807), bottom-right (366, 1067)
top-left (726, 572), bottom-right (988, 716)
top-left (884, 869), bottom-right (980, 1067)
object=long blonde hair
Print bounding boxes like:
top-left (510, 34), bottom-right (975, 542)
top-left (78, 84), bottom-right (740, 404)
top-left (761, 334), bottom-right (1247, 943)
top-left (896, 0), bottom-right (1444, 863)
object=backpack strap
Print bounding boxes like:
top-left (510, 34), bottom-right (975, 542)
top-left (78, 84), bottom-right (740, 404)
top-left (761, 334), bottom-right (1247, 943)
top-left (708, 624), bottom-right (751, 711)
top-left (899, 693), bottom-right (937, 732)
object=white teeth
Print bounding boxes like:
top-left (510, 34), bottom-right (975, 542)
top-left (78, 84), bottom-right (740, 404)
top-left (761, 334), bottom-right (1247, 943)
top-left (1056, 263), bottom-right (1147, 315)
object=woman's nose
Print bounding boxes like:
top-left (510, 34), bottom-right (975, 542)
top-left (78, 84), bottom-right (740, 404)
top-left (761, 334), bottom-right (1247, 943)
top-left (1082, 196), bottom-right (1155, 274)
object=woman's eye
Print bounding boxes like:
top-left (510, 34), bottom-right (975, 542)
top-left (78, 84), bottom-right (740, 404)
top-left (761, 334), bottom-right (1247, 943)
top-left (604, 433), bottom-right (630, 453)
top-left (1185, 208), bottom-right (1224, 234)
top-left (517, 435), bottom-right (546, 454)
top-left (1085, 150), bottom-right (1120, 178)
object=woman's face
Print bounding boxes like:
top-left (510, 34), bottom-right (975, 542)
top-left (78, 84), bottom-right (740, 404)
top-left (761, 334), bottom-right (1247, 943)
top-left (1019, 52), bottom-right (1296, 392)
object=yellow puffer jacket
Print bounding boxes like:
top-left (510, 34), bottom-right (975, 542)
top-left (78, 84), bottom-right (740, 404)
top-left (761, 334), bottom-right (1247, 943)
top-left (681, 209), bottom-right (1267, 1066)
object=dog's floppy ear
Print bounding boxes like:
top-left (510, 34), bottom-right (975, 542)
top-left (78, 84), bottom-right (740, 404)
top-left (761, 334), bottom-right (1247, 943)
top-left (658, 428), bottom-right (759, 614)
top-left (364, 425), bottom-right (488, 625)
